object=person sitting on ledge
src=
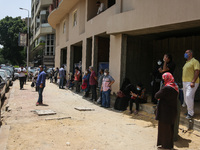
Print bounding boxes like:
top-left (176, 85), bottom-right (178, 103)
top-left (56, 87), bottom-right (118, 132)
top-left (129, 83), bottom-right (147, 114)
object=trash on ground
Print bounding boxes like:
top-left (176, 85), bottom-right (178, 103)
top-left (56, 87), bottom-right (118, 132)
top-left (45, 116), bottom-right (71, 121)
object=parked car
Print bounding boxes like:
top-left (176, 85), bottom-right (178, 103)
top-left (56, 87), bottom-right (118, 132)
top-left (1, 66), bottom-right (14, 81)
top-left (0, 69), bottom-right (10, 92)
top-left (0, 76), bottom-right (6, 100)
top-left (14, 68), bottom-right (19, 79)
top-left (0, 68), bottom-right (13, 86)
top-left (0, 76), bottom-right (6, 126)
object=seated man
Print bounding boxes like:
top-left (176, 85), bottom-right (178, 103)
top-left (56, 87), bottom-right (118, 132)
top-left (129, 83), bottom-right (147, 114)
top-left (96, 1), bottom-right (105, 15)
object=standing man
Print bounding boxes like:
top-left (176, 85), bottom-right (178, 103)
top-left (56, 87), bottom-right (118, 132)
top-left (182, 50), bottom-right (200, 119)
top-left (101, 69), bottom-right (115, 108)
top-left (18, 65), bottom-right (26, 90)
top-left (36, 65), bottom-right (46, 106)
top-left (89, 66), bottom-right (97, 102)
top-left (59, 65), bottom-right (65, 89)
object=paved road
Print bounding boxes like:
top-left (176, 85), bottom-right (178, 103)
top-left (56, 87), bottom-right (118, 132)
top-left (1, 80), bottom-right (200, 150)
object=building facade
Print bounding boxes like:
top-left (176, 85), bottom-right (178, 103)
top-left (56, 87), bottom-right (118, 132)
top-left (30, 0), bottom-right (55, 68)
top-left (48, 0), bottom-right (200, 98)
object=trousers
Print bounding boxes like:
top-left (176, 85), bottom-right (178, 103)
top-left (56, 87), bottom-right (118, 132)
top-left (182, 82), bottom-right (199, 116)
top-left (37, 87), bottom-right (44, 104)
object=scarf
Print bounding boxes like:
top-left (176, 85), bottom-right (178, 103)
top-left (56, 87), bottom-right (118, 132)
top-left (162, 72), bottom-right (179, 93)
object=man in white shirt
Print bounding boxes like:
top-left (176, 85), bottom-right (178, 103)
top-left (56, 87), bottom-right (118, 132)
top-left (96, 1), bottom-right (105, 15)
top-left (18, 65), bottom-right (26, 90)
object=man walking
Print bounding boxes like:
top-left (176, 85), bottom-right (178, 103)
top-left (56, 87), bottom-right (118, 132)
top-left (59, 65), bottom-right (65, 89)
top-left (36, 65), bottom-right (46, 106)
top-left (89, 66), bottom-right (97, 101)
top-left (182, 50), bottom-right (200, 119)
top-left (101, 69), bottom-right (115, 108)
top-left (18, 65), bottom-right (26, 90)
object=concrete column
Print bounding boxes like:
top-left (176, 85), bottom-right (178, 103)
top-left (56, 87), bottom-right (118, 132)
top-left (54, 46), bottom-right (61, 68)
top-left (109, 34), bottom-right (127, 94)
top-left (92, 36), bottom-right (98, 73)
top-left (69, 45), bottom-right (74, 73)
top-left (115, 0), bottom-right (122, 14)
top-left (82, 39), bottom-right (87, 72)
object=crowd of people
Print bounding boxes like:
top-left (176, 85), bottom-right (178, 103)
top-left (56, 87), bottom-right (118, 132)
top-left (18, 49), bottom-right (199, 150)
top-left (47, 66), bottom-right (115, 108)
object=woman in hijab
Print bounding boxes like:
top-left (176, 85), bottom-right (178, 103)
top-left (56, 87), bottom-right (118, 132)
top-left (155, 72), bottom-right (179, 150)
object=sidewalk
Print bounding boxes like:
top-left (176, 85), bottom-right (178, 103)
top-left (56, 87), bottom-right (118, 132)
top-left (1, 81), bottom-right (200, 150)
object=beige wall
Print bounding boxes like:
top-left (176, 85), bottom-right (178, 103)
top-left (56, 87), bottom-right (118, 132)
top-left (49, 0), bottom-right (200, 92)
top-left (107, 0), bottom-right (200, 34)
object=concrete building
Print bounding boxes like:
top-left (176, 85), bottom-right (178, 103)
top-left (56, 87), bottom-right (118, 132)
top-left (48, 0), bottom-right (200, 99)
top-left (30, 0), bottom-right (55, 68)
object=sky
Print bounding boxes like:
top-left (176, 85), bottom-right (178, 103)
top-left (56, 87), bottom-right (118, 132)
top-left (0, 0), bottom-right (31, 20)
top-left (0, 0), bottom-right (31, 48)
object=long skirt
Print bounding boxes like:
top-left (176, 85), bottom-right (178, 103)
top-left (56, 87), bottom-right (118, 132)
top-left (114, 97), bottom-right (129, 111)
top-left (157, 121), bottom-right (174, 149)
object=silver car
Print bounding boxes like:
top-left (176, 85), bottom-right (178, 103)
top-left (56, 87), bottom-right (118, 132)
top-left (0, 68), bottom-right (13, 86)
top-left (0, 69), bottom-right (10, 92)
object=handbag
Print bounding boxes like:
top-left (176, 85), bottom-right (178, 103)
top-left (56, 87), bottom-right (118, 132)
top-left (117, 90), bottom-right (125, 98)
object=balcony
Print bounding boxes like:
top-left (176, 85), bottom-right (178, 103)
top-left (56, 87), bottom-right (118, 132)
top-left (48, 0), bottom-right (79, 29)
top-left (34, 23), bottom-right (54, 41)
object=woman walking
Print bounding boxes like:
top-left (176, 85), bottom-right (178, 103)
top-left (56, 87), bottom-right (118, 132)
top-left (155, 72), bottom-right (179, 150)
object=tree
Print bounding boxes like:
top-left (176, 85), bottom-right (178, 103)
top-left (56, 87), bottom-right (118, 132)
top-left (0, 16), bottom-right (27, 65)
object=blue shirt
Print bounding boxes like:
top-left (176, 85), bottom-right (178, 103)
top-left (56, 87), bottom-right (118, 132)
top-left (36, 71), bottom-right (46, 87)
top-left (59, 68), bottom-right (65, 78)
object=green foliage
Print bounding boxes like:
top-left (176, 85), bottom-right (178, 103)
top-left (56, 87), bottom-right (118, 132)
top-left (0, 16), bottom-right (27, 65)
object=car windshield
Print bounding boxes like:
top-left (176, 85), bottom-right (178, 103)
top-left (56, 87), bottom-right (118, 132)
top-left (1, 66), bottom-right (12, 72)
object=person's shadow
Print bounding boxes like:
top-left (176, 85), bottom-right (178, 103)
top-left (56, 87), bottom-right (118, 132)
top-left (39, 104), bottom-right (49, 106)
top-left (174, 135), bottom-right (192, 148)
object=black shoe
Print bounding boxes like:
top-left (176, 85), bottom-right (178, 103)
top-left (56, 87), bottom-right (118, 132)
top-left (89, 98), bottom-right (93, 101)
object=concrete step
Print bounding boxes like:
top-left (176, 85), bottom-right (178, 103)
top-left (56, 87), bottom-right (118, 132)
top-left (140, 103), bottom-right (200, 132)
top-left (0, 125), bottom-right (10, 150)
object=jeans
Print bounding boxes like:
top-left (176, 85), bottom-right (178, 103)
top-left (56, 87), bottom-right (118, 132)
top-left (59, 77), bottom-right (64, 88)
top-left (182, 82), bottom-right (199, 116)
top-left (19, 77), bottom-right (25, 89)
top-left (102, 89), bottom-right (111, 107)
top-left (90, 85), bottom-right (97, 100)
top-left (37, 87), bottom-right (44, 104)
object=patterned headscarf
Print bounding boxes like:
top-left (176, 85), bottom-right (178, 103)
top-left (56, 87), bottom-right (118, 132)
top-left (162, 72), bottom-right (179, 93)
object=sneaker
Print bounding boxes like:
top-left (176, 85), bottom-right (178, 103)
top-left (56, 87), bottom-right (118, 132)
top-left (186, 114), bottom-right (192, 119)
top-left (36, 102), bottom-right (39, 106)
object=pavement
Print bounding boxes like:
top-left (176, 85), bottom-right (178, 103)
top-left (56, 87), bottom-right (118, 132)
top-left (0, 80), bottom-right (200, 150)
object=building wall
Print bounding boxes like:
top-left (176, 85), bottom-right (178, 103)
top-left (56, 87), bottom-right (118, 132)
top-left (49, 0), bottom-right (200, 94)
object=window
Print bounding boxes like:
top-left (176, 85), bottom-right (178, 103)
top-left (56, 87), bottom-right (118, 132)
top-left (73, 9), bottom-right (77, 27)
top-left (45, 34), bottom-right (54, 56)
top-left (63, 22), bottom-right (66, 33)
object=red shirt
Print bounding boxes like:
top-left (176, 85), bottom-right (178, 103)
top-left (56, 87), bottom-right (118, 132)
top-left (89, 71), bottom-right (97, 85)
